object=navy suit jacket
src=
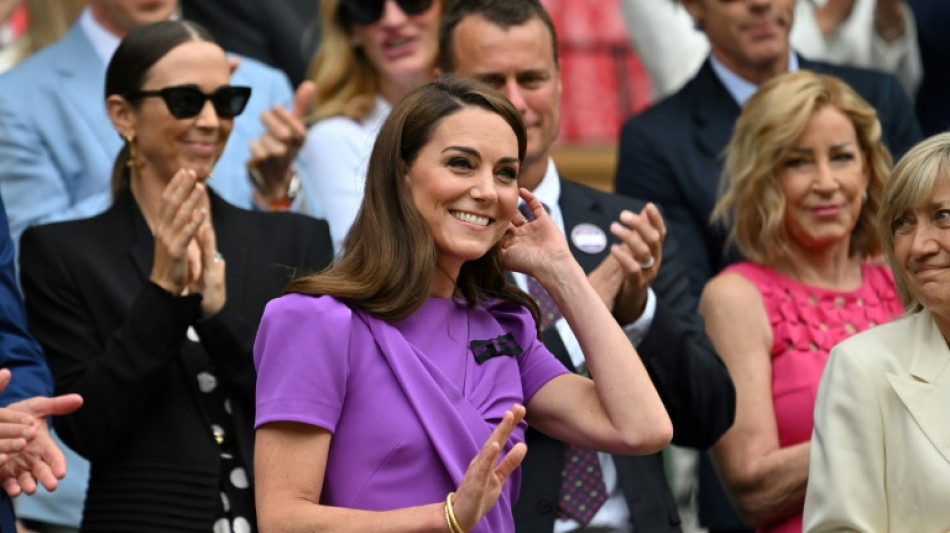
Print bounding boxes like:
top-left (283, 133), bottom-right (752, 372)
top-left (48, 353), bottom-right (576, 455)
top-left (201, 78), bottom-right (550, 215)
top-left (615, 56), bottom-right (923, 301)
top-left (0, 195), bottom-right (53, 531)
top-left (513, 179), bottom-right (735, 532)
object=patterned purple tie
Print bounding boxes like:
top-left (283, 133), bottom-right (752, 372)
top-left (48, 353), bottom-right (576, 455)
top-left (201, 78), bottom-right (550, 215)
top-left (517, 202), bottom-right (608, 524)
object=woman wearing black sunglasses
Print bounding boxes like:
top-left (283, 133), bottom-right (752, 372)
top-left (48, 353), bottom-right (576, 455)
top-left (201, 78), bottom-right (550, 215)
top-left (17, 20), bottom-right (334, 533)
top-left (302, 0), bottom-right (446, 251)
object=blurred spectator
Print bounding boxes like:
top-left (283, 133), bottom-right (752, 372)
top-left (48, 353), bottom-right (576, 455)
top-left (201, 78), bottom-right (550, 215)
top-left (701, 70), bottom-right (903, 533)
top-left (301, 0), bottom-right (443, 251)
top-left (181, 0), bottom-right (320, 87)
top-left (0, 0), bottom-right (85, 73)
top-left (622, 0), bottom-right (922, 101)
top-left (907, 0), bottom-right (950, 135)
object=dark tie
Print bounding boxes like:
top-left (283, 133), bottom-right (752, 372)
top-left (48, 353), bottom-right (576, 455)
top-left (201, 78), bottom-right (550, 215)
top-left (517, 202), bottom-right (608, 524)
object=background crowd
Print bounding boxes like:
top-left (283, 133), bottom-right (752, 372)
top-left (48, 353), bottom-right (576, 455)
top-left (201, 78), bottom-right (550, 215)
top-left (0, 0), bottom-right (947, 532)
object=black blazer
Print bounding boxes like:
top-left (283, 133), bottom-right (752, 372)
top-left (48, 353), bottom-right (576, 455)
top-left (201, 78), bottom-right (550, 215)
top-left (614, 56), bottom-right (923, 300)
top-left (19, 189), bottom-right (333, 532)
top-left (513, 179), bottom-right (736, 533)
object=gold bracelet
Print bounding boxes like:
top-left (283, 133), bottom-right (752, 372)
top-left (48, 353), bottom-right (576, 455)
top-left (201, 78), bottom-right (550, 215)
top-left (445, 492), bottom-right (464, 533)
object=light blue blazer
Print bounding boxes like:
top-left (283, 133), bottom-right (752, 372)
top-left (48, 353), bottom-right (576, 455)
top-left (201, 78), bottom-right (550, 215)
top-left (0, 21), bottom-right (302, 246)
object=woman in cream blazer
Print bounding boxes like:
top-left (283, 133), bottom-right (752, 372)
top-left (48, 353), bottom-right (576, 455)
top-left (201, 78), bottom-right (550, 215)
top-left (804, 132), bottom-right (950, 532)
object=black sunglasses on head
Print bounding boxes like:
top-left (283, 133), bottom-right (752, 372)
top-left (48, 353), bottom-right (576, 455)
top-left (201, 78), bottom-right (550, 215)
top-left (126, 85), bottom-right (252, 119)
top-left (340, 0), bottom-right (434, 25)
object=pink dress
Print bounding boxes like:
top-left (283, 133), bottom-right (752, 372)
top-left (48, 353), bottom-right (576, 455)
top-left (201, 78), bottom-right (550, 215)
top-left (723, 262), bottom-right (903, 533)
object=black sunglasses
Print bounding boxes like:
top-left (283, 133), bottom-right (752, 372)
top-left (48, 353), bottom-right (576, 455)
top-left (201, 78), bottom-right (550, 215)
top-left (126, 85), bottom-right (252, 119)
top-left (340, 0), bottom-right (434, 25)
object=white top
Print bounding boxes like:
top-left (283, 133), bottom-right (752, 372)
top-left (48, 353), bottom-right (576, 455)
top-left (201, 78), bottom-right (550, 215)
top-left (513, 159), bottom-right (657, 533)
top-left (621, 0), bottom-right (922, 100)
top-left (301, 96), bottom-right (392, 253)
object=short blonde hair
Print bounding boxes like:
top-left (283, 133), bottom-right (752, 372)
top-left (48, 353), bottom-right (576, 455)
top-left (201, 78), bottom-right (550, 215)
top-left (878, 132), bottom-right (950, 313)
top-left (713, 70), bottom-right (892, 265)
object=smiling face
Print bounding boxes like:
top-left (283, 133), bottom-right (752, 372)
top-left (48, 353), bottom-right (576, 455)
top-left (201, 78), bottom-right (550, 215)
top-left (350, 0), bottom-right (441, 100)
top-left (893, 177), bottom-right (950, 319)
top-left (683, 0), bottom-right (793, 82)
top-left (448, 14), bottom-right (561, 188)
top-left (112, 40), bottom-right (233, 185)
top-left (778, 105), bottom-right (869, 253)
top-left (406, 106), bottom-right (521, 277)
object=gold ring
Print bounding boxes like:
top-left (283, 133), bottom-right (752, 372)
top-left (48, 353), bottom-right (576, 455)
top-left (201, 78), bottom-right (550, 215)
top-left (520, 218), bottom-right (530, 226)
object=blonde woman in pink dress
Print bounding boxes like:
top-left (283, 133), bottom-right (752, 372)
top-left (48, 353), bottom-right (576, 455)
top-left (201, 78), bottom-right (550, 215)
top-left (699, 70), bottom-right (904, 533)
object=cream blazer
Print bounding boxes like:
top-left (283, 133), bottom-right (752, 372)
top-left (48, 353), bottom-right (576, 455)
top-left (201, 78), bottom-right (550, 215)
top-left (804, 309), bottom-right (950, 532)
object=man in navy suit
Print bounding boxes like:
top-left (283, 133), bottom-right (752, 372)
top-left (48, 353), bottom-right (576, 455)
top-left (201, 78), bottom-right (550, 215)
top-left (613, 0), bottom-right (922, 531)
top-left (0, 195), bottom-right (83, 532)
top-left (440, 1), bottom-right (736, 531)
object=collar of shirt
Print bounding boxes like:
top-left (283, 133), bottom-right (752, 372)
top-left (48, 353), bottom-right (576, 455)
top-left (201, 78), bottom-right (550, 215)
top-left (80, 6), bottom-right (179, 68)
top-left (709, 50), bottom-right (800, 107)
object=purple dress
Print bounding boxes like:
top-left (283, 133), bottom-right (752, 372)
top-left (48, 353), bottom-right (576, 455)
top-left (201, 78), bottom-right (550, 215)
top-left (255, 294), bottom-right (569, 532)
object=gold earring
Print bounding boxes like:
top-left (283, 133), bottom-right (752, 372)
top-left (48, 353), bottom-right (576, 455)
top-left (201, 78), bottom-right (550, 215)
top-left (125, 134), bottom-right (142, 169)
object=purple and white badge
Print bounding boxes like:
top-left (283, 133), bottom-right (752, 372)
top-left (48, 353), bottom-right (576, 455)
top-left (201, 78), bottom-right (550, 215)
top-left (570, 223), bottom-right (607, 254)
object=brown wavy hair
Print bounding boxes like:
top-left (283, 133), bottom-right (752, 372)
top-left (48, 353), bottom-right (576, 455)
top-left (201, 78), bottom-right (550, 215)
top-left (285, 76), bottom-right (541, 329)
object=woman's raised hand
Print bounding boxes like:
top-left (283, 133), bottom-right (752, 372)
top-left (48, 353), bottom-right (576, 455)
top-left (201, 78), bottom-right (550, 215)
top-left (451, 404), bottom-right (527, 532)
top-left (501, 188), bottom-right (573, 280)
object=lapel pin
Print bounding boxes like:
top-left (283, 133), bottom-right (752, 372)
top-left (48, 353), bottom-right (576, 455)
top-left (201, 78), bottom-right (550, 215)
top-left (570, 223), bottom-right (607, 254)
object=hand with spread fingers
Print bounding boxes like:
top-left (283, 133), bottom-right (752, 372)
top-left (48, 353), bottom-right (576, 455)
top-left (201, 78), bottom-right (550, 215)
top-left (248, 81), bottom-right (314, 204)
top-left (451, 405), bottom-right (528, 532)
top-left (0, 369), bottom-right (83, 498)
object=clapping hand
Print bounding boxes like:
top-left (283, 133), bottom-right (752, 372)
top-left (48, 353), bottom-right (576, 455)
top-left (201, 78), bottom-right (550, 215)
top-left (149, 169), bottom-right (226, 317)
top-left (606, 203), bottom-right (665, 324)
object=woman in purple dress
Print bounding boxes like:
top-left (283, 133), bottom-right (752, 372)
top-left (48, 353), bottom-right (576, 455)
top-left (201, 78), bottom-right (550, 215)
top-left (253, 76), bottom-right (674, 532)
